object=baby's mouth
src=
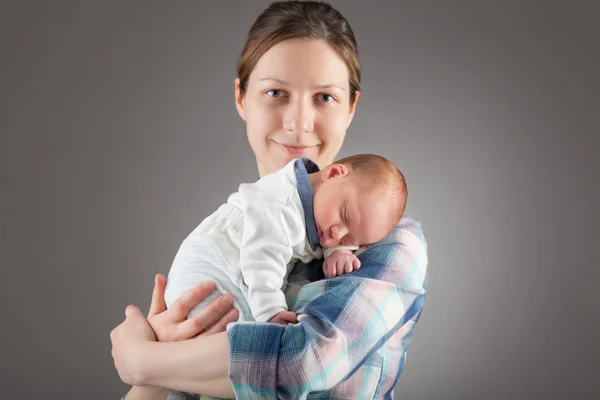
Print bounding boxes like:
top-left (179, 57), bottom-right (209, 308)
top-left (318, 228), bottom-right (330, 242)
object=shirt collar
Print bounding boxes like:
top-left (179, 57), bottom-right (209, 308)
top-left (294, 157), bottom-right (320, 251)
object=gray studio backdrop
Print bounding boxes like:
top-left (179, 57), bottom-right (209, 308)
top-left (1, 1), bottom-right (598, 399)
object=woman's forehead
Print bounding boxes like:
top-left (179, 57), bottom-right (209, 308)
top-left (250, 39), bottom-right (349, 88)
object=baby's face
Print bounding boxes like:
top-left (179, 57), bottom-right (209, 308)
top-left (313, 175), bottom-right (392, 248)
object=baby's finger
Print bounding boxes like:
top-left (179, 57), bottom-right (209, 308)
top-left (353, 257), bottom-right (361, 270)
top-left (336, 261), bottom-right (347, 276)
top-left (322, 261), bottom-right (330, 278)
top-left (324, 260), bottom-right (336, 279)
top-left (330, 261), bottom-right (338, 279)
top-left (344, 260), bottom-right (353, 274)
top-left (283, 312), bottom-right (298, 324)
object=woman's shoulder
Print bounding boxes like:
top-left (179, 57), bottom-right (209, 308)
top-left (353, 215), bottom-right (428, 290)
top-left (362, 215), bottom-right (426, 253)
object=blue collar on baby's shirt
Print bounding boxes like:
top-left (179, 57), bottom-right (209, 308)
top-left (293, 157), bottom-right (320, 252)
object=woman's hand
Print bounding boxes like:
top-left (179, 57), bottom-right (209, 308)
top-left (110, 274), bottom-right (240, 388)
top-left (110, 305), bottom-right (158, 386)
top-left (147, 274), bottom-right (239, 342)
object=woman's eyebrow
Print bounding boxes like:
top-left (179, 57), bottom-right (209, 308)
top-left (258, 77), bottom-right (346, 91)
top-left (314, 83), bottom-right (346, 91)
top-left (259, 77), bottom-right (288, 84)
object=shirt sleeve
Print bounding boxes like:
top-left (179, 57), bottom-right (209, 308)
top-left (238, 185), bottom-right (305, 322)
top-left (226, 216), bottom-right (428, 399)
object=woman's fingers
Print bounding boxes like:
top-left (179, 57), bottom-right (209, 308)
top-left (183, 293), bottom-right (235, 337)
top-left (148, 274), bottom-right (167, 318)
top-left (169, 281), bottom-right (218, 321)
top-left (201, 308), bottom-right (240, 336)
top-left (126, 304), bottom-right (142, 318)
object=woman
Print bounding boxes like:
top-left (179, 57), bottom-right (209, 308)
top-left (110, 1), bottom-right (428, 399)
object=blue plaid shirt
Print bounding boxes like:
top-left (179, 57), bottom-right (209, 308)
top-left (131, 158), bottom-right (428, 400)
top-left (226, 214), bottom-right (428, 399)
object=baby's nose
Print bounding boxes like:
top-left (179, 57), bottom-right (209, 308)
top-left (333, 226), bottom-right (348, 240)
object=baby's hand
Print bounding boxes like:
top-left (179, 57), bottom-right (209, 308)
top-left (268, 311), bottom-right (297, 325)
top-left (323, 250), bottom-right (361, 279)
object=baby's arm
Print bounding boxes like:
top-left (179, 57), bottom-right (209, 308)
top-left (322, 245), bottom-right (361, 279)
top-left (240, 219), bottom-right (290, 321)
top-left (239, 191), bottom-right (305, 322)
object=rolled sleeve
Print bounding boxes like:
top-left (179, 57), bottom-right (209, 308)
top-left (226, 216), bottom-right (428, 399)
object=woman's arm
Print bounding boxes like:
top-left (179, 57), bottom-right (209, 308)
top-left (121, 217), bottom-right (427, 398)
top-left (115, 328), bottom-right (235, 399)
top-left (140, 333), bottom-right (234, 398)
top-left (226, 216), bottom-right (428, 398)
top-left (112, 275), bottom-right (239, 399)
top-left (122, 386), bottom-right (168, 400)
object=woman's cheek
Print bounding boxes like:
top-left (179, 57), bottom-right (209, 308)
top-left (325, 117), bottom-right (348, 144)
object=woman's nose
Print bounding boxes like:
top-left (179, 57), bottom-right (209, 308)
top-left (283, 98), bottom-right (315, 134)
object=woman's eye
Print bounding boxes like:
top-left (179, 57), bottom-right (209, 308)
top-left (267, 89), bottom-right (284, 97)
top-left (318, 93), bottom-right (335, 103)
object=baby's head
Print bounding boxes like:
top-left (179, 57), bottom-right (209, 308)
top-left (312, 153), bottom-right (407, 248)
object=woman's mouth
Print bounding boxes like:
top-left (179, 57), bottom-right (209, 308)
top-left (275, 142), bottom-right (317, 156)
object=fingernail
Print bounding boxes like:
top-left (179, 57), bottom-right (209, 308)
top-left (221, 295), bottom-right (232, 304)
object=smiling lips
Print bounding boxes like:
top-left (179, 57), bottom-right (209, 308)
top-left (275, 142), bottom-right (317, 156)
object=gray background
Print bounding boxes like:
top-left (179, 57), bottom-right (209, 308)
top-left (1, 0), bottom-right (598, 399)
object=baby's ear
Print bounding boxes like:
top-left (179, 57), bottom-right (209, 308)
top-left (322, 163), bottom-right (349, 181)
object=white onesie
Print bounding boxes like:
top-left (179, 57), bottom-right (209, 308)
top-left (164, 158), bottom-right (355, 322)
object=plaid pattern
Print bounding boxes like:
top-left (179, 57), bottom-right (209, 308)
top-left (125, 216), bottom-right (427, 400)
top-left (226, 216), bottom-right (428, 399)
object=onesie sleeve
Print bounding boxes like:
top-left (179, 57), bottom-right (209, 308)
top-left (238, 184), bottom-right (305, 322)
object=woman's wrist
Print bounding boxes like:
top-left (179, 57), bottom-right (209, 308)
top-left (135, 341), bottom-right (161, 386)
top-left (124, 385), bottom-right (169, 400)
top-left (137, 333), bottom-right (235, 398)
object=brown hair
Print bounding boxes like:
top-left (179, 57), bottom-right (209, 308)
top-left (237, 0), bottom-right (361, 103)
top-left (334, 153), bottom-right (408, 227)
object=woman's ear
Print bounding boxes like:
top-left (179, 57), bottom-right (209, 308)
top-left (321, 163), bottom-right (350, 182)
top-left (234, 78), bottom-right (246, 122)
top-left (346, 91), bottom-right (360, 129)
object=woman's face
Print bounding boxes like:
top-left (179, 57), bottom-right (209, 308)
top-left (235, 38), bottom-right (359, 177)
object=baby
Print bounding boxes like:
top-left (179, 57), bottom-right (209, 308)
top-left (164, 153), bottom-right (407, 324)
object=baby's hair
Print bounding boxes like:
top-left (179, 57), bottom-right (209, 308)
top-left (333, 154), bottom-right (407, 227)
